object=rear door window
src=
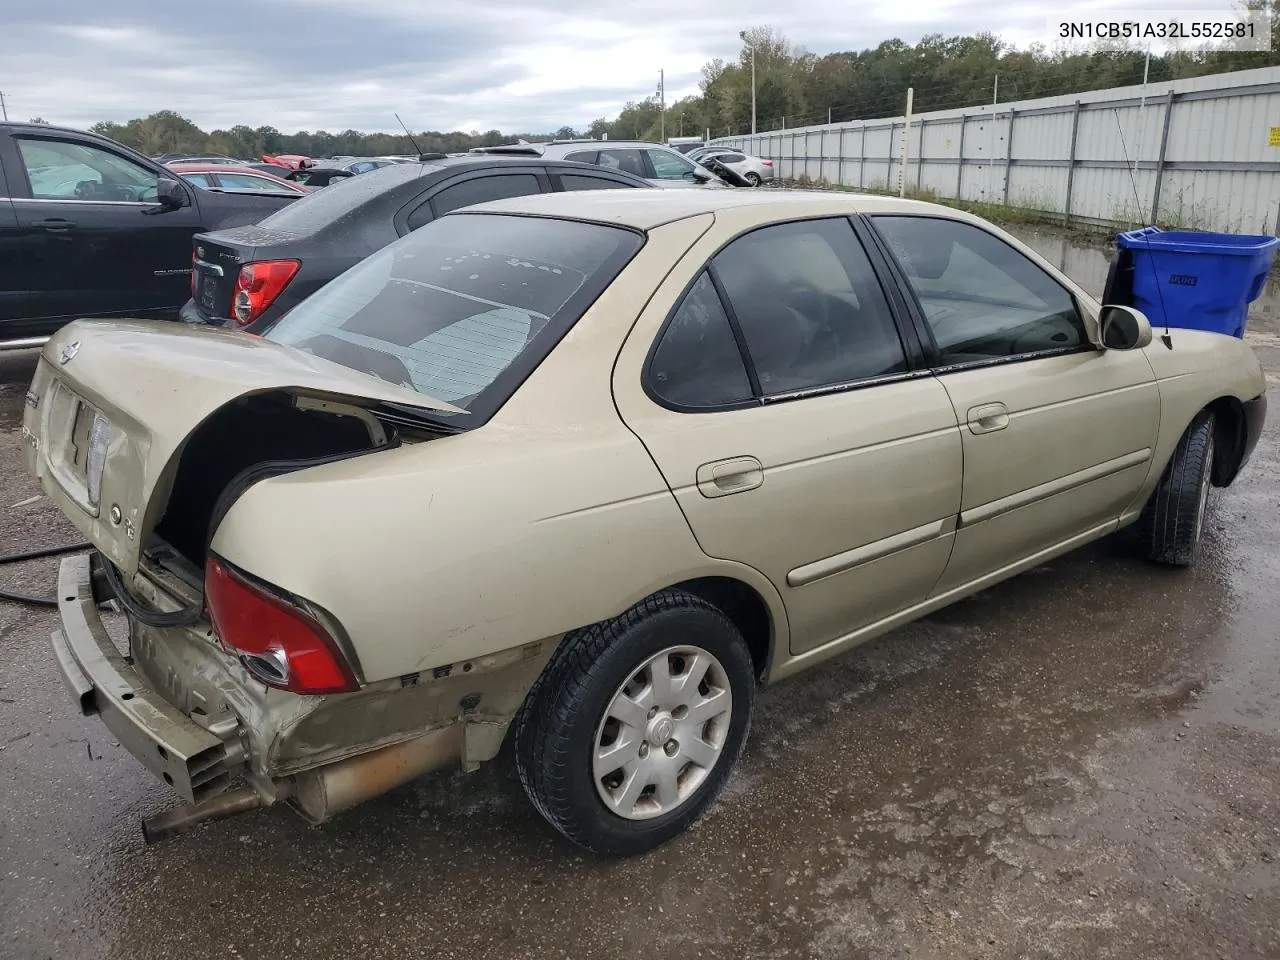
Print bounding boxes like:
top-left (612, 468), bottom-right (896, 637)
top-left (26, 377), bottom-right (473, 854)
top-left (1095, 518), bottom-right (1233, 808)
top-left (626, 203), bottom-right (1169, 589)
top-left (429, 173), bottom-right (543, 216)
top-left (556, 173), bottom-right (640, 191)
top-left (265, 213), bottom-right (643, 424)
top-left (712, 219), bottom-right (908, 395)
top-left (597, 150), bottom-right (648, 178)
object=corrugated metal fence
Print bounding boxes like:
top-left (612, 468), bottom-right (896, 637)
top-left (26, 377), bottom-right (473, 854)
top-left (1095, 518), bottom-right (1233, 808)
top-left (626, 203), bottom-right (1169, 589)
top-left (715, 66), bottom-right (1280, 234)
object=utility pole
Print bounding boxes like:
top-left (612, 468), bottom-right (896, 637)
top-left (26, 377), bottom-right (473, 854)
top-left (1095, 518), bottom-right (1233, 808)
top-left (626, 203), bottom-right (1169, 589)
top-left (658, 69), bottom-right (665, 143)
top-left (740, 31), bottom-right (757, 135)
top-left (0, 92), bottom-right (8, 122)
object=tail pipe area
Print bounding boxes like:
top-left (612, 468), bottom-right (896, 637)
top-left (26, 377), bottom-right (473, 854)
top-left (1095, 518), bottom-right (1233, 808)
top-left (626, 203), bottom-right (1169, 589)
top-left (140, 727), bottom-right (460, 842)
top-left (142, 787), bottom-right (267, 844)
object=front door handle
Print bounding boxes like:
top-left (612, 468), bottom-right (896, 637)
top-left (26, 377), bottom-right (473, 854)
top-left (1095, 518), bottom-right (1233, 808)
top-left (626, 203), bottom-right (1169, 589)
top-left (29, 218), bottom-right (78, 232)
top-left (967, 402), bottom-right (1009, 434)
top-left (696, 456), bottom-right (764, 498)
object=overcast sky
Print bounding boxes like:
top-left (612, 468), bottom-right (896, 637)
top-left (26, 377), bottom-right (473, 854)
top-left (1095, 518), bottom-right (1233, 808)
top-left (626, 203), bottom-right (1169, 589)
top-left (1, 1), bottom-right (1244, 134)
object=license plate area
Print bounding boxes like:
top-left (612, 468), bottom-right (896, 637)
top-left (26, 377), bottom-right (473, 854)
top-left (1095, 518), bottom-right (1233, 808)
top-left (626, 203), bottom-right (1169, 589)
top-left (194, 260), bottom-right (224, 315)
top-left (199, 272), bottom-right (217, 311)
top-left (45, 381), bottom-right (103, 516)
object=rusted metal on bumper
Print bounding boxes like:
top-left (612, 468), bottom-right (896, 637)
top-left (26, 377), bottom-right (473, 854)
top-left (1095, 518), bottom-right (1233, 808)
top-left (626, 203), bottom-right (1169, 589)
top-left (53, 554), bottom-right (240, 804)
top-left (290, 726), bottom-right (462, 822)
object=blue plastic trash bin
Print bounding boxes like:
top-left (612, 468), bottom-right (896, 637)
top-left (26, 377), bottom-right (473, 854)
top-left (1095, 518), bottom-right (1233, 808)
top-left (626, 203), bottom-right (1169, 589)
top-left (1115, 226), bottom-right (1279, 339)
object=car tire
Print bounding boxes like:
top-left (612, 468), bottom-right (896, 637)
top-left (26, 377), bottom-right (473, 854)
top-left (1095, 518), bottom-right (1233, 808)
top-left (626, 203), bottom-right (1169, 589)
top-left (745, 172), bottom-right (762, 187)
top-left (513, 589), bottom-right (755, 856)
top-left (1137, 412), bottom-right (1216, 567)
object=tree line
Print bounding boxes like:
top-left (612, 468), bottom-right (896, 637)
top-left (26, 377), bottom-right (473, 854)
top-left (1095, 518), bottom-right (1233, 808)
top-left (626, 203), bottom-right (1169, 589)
top-left (597, 12), bottom-right (1280, 142)
top-left (74, 8), bottom-right (1280, 158)
top-left (83, 111), bottom-right (579, 160)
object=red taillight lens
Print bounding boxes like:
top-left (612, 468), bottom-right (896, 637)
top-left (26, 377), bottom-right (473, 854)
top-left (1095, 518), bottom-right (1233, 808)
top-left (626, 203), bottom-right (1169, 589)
top-left (762, 160), bottom-right (774, 167)
top-left (205, 556), bottom-right (357, 695)
top-left (232, 259), bottom-right (299, 327)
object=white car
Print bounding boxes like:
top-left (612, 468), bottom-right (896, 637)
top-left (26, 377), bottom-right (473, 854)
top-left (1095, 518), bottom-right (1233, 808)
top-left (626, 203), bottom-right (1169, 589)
top-left (689, 147), bottom-right (774, 186)
top-left (471, 140), bottom-right (735, 189)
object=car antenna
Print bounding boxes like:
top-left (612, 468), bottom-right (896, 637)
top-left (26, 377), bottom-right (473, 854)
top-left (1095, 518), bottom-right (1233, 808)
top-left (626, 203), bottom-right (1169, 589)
top-left (1112, 107), bottom-right (1174, 350)
top-left (394, 113), bottom-right (428, 161)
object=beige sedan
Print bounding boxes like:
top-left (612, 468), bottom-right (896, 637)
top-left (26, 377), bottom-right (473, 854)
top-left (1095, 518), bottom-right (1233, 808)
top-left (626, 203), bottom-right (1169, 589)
top-left (26, 189), bottom-right (1266, 856)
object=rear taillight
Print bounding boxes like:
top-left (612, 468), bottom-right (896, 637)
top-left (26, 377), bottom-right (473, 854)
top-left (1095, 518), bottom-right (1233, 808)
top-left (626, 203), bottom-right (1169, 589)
top-left (232, 259), bottom-right (299, 326)
top-left (762, 160), bottom-right (774, 168)
top-left (205, 556), bottom-right (357, 695)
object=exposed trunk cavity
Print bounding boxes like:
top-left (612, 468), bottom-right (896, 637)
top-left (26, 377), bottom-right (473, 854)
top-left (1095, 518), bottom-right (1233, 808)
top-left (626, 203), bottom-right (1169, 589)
top-left (150, 391), bottom-right (390, 577)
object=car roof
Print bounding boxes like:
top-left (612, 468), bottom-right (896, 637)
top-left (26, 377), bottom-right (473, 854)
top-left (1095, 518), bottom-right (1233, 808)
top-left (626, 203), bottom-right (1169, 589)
top-left (169, 163), bottom-right (288, 177)
top-left (454, 188), bottom-right (962, 230)
top-left (1, 121), bottom-right (98, 137)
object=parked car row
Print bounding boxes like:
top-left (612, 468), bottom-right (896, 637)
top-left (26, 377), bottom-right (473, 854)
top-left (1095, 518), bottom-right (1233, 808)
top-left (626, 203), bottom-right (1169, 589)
top-left (0, 123), bottom-right (688, 340)
top-left (167, 163), bottom-right (311, 197)
top-left (471, 139), bottom-right (751, 188)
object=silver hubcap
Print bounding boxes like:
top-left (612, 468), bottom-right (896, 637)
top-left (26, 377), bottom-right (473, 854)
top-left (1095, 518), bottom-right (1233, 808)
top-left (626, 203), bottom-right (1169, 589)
top-left (593, 645), bottom-right (733, 820)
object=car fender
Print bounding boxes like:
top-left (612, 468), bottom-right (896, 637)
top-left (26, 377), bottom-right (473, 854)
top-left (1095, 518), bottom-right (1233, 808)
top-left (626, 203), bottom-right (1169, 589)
top-left (1119, 330), bottom-right (1266, 522)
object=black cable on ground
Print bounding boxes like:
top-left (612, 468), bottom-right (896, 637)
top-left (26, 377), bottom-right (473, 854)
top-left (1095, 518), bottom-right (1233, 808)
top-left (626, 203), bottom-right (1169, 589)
top-left (0, 588), bottom-right (57, 608)
top-left (0, 542), bottom-right (93, 566)
top-left (0, 541), bottom-right (94, 608)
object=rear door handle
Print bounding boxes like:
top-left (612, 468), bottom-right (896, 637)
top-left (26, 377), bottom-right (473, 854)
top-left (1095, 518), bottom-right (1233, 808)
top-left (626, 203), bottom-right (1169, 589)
top-left (696, 456), bottom-right (764, 498)
top-left (29, 218), bottom-right (77, 232)
top-left (967, 402), bottom-right (1009, 434)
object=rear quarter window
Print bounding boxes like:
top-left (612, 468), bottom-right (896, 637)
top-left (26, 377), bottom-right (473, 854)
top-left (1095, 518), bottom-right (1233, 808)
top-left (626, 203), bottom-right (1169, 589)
top-left (256, 163), bottom-right (437, 233)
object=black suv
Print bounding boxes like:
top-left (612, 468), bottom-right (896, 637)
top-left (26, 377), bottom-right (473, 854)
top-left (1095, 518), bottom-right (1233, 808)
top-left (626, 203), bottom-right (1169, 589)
top-left (0, 122), bottom-right (296, 342)
top-left (183, 154), bottom-right (651, 333)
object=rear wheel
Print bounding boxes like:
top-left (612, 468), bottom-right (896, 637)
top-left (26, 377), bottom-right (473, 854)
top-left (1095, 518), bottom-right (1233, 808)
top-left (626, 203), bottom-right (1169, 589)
top-left (745, 172), bottom-right (762, 187)
top-left (1137, 413), bottom-right (1216, 567)
top-left (513, 590), bottom-right (754, 856)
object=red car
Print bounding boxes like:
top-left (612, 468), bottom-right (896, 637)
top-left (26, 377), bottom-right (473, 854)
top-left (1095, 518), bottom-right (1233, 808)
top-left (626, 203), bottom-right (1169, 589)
top-left (260, 153), bottom-right (313, 171)
top-left (167, 163), bottom-right (311, 197)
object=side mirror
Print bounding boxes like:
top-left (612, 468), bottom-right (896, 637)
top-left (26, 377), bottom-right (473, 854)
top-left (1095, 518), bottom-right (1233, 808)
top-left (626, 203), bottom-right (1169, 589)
top-left (155, 176), bottom-right (190, 210)
top-left (1100, 305), bottom-right (1153, 350)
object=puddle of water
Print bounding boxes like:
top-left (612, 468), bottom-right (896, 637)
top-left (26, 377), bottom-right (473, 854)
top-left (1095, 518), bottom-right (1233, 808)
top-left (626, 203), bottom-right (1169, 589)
top-left (1004, 225), bottom-right (1280, 339)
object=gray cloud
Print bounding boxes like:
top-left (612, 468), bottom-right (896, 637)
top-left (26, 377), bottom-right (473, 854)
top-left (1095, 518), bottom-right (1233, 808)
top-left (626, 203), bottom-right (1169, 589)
top-left (1, 0), bottom-right (1176, 134)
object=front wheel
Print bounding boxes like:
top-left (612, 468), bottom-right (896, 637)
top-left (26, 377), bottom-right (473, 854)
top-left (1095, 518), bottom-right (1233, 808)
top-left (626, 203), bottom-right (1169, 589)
top-left (513, 590), bottom-right (755, 856)
top-left (1137, 412), bottom-right (1216, 566)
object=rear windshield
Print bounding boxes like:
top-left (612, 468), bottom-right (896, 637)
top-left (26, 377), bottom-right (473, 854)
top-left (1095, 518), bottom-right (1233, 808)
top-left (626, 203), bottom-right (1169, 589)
top-left (265, 213), bottom-right (644, 423)
top-left (254, 163), bottom-right (437, 233)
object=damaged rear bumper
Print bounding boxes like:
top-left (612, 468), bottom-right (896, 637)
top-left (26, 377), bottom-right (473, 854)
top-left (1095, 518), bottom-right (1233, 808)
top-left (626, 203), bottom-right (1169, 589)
top-left (52, 554), bottom-right (242, 803)
top-left (51, 552), bottom-right (559, 837)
